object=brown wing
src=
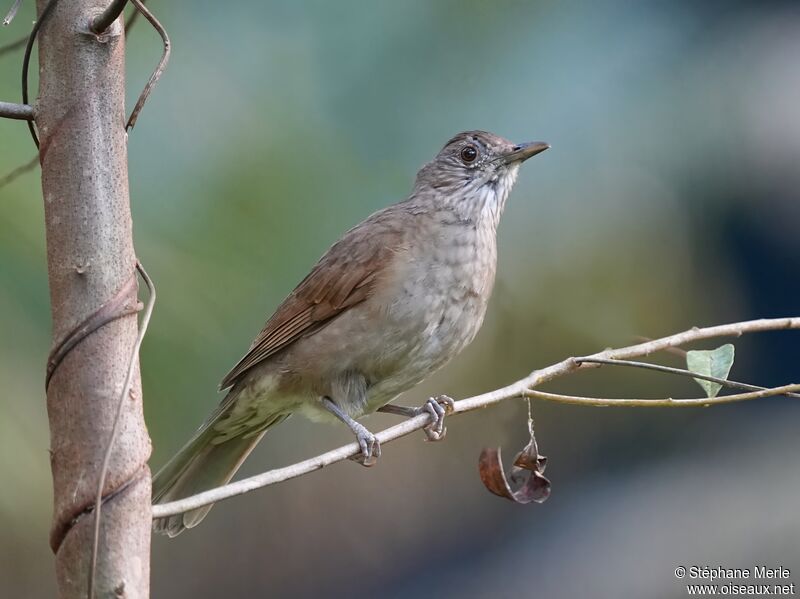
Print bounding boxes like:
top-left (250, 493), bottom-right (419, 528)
top-left (219, 207), bottom-right (408, 389)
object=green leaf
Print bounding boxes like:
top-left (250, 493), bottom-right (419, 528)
top-left (686, 344), bottom-right (735, 398)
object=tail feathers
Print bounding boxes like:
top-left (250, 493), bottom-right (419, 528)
top-left (152, 410), bottom-right (288, 537)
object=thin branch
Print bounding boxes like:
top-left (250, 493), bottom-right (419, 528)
top-left (0, 153), bottom-right (37, 189)
top-left (123, 0), bottom-right (145, 34)
top-left (524, 384), bottom-right (800, 408)
top-left (634, 335), bottom-right (687, 357)
top-left (88, 262), bottom-right (155, 599)
top-left (125, 0), bottom-right (169, 130)
top-left (152, 316), bottom-right (800, 520)
top-left (0, 33), bottom-right (27, 57)
top-left (0, 99), bottom-right (33, 120)
top-left (2, 0), bottom-right (22, 26)
top-left (575, 357), bottom-right (800, 399)
top-left (90, 0), bottom-right (127, 35)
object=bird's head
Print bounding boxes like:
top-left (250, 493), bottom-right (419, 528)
top-left (413, 130), bottom-right (549, 225)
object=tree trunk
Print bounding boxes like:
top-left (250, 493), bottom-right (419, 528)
top-left (36, 1), bottom-right (151, 597)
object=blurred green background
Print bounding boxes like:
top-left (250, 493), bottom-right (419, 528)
top-left (1, 1), bottom-right (799, 597)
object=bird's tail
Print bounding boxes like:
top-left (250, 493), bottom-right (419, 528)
top-left (152, 395), bottom-right (287, 537)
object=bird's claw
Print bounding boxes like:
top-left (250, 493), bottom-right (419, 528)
top-left (420, 395), bottom-right (454, 442)
top-left (348, 422), bottom-right (381, 467)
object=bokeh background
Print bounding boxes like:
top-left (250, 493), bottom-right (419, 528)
top-left (2, 0), bottom-right (799, 597)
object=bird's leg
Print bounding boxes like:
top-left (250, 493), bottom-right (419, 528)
top-left (378, 395), bottom-right (455, 442)
top-left (321, 397), bottom-right (381, 467)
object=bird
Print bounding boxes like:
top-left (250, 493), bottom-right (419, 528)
top-left (152, 130), bottom-right (549, 536)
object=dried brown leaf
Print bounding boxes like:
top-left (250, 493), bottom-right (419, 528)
top-left (478, 440), bottom-right (551, 504)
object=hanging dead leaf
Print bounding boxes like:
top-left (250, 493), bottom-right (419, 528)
top-left (478, 440), bottom-right (551, 504)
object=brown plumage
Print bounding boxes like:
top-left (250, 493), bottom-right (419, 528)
top-left (220, 211), bottom-right (405, 389)
top-left (152, 131), bottom-right (548, 536)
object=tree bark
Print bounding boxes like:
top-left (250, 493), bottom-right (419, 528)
top-left (35, 1), bottom-right (151, 597)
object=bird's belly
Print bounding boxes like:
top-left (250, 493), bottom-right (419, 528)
top-left (273, 230), bottom-right (497, 420)
top-left (360, 259), bottom-right (492, 412)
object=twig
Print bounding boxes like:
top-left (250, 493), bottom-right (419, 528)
top-left (90, 0), bottom-right (127, 34)
top-left (2, 0), bottom-right (22, 26)
top-left (0, 153), bottom-right (37, 189)
top-left (524, 384), bottom-right (800, 407)
top-left (152, 316), bottom-right (800, 520)
top-left (575, 357), bottom-right (800, 399)
top-left (125, 0), bottom-right (169, 130)
top-left (123, 0), bottom-right (144, 34)
top-left (633, 335), bottom-right (687, 357)
top-left (88, 262), bottom-right (155, 599)
top-left (0, 33), bottom-right (27, 57)
top-left (0, 99), bottom-right (33, 119)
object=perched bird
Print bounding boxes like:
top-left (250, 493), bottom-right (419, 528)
top-left (152, 130), bottom-right (548, 536)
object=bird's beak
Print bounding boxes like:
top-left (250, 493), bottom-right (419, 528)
top-left (501, 141), bottom-right (550, 165)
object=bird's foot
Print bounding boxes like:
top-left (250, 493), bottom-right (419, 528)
top-left (321, 396), bottom-right (382, 467)
top-left (418, 395), bottom-right (455, 441)
top-left (350, 421), bottom-right (381, 467)
top-left (377, 395), bottom-right (455, 441)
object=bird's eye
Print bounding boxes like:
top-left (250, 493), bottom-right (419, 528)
top-left (460, 144), bottom-right (478, 163)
